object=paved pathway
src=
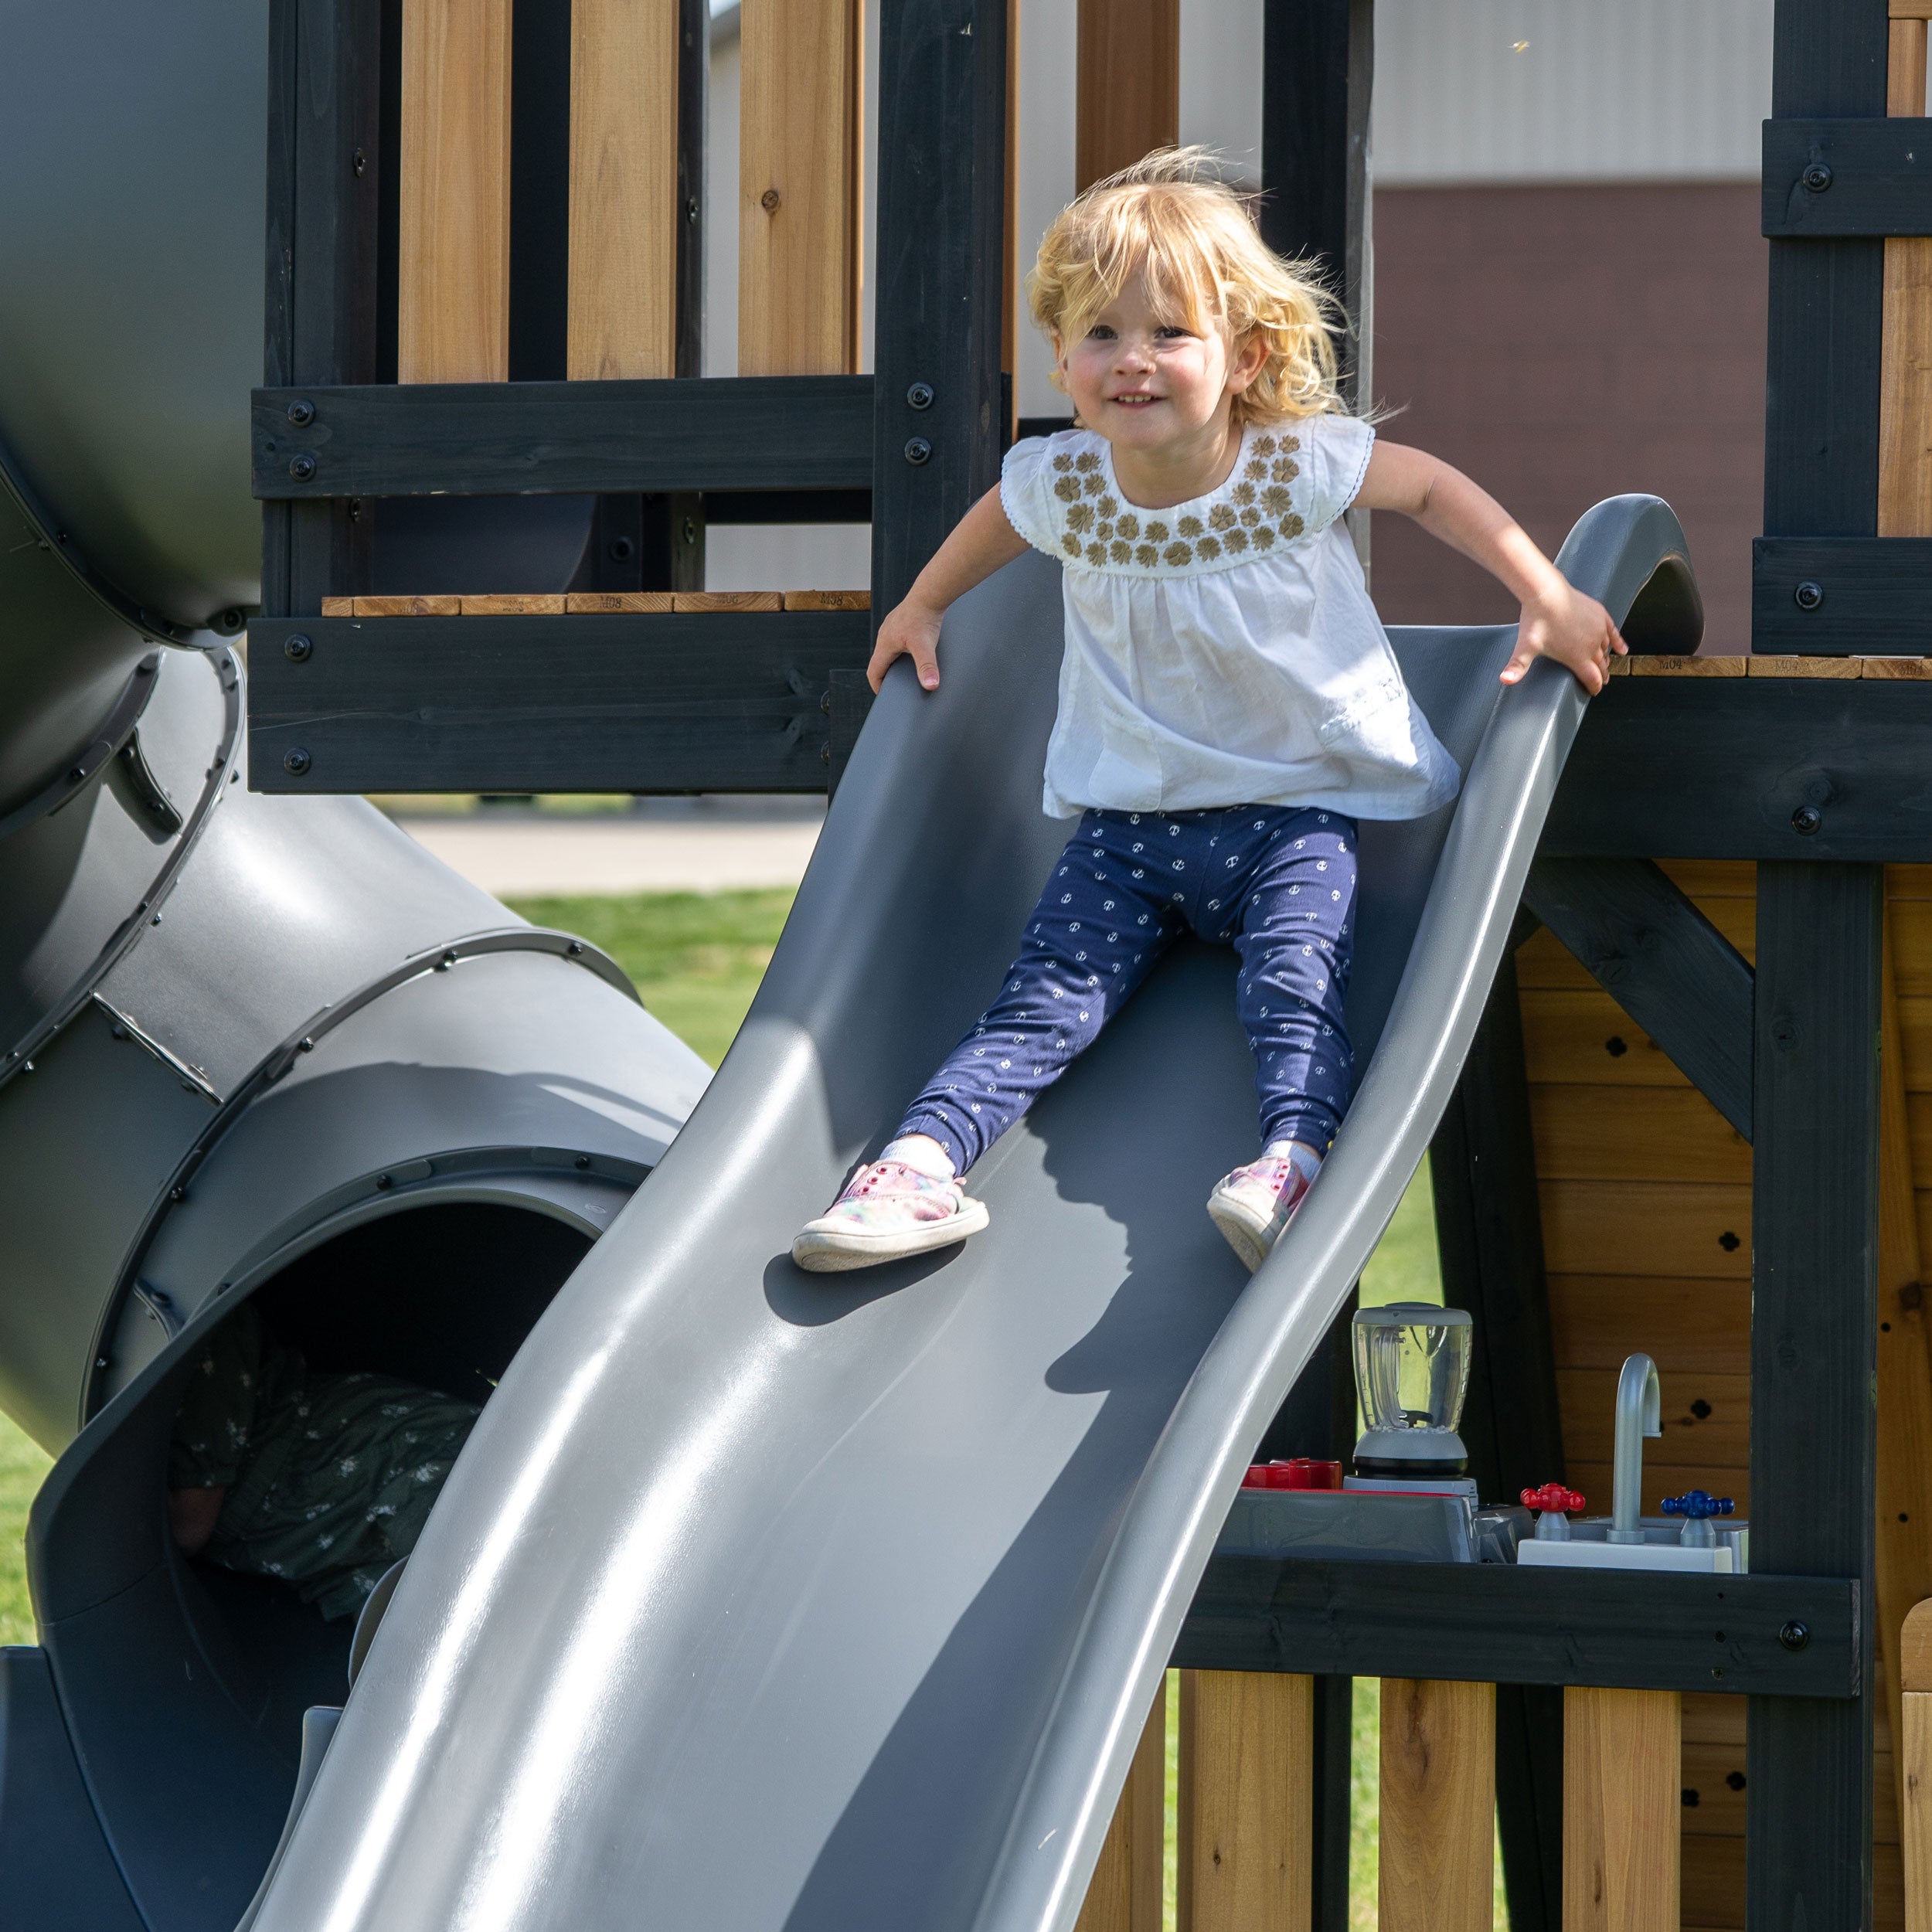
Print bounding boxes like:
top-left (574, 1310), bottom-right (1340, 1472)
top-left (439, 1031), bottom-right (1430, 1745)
top-left (391, 804), bottom-right (824, 898)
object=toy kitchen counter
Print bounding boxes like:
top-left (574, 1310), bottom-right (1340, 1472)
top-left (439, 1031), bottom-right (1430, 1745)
top-left (1215, 1305), bottom-right (1748, 1574)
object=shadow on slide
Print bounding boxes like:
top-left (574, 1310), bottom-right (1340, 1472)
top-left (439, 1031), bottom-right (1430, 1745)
top-left (254, 498), bottom-right (1701, 1932)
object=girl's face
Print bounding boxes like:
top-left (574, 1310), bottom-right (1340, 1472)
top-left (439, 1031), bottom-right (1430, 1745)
top-left (1053, 268), bottom-right (1264, 455)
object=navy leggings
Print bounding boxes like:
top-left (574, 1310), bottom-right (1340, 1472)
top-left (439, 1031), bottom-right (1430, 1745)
top-left (899, 804), bottom-right (1358, 1173)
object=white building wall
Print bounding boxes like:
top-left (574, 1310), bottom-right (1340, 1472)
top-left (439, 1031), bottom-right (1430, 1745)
top-left (1372, 0), bottom-right (1773, 185)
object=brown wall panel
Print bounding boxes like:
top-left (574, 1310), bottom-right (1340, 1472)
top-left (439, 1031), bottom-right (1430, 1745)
top-left (1522, 991), bottom-right (1691, 1088)
top-left (1369, 184), bottom-right (1766, 652)
top-left (1548, 1277), bottom-right (1752, 1376)
top-left (1530, 1085), bottom-right (1750, 1185)
top-left (1557, 1369), bottom-right (1749, 1470)
top-left (1539, 1181), bottom-right (1751, 1279)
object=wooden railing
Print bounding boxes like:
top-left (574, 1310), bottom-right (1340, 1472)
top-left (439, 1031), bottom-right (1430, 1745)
top-left (1074, 1672), bottom-right (1683, 1931)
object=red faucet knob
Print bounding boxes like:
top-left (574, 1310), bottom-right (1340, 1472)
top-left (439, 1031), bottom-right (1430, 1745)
top-left (1521, 1483), bottom-right (1586, 1514)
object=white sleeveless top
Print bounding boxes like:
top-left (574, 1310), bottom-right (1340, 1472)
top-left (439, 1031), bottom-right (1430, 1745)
top-left (1000, 417), bottom-right (1461, 821)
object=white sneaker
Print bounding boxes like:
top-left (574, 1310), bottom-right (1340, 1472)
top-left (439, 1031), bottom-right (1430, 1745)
top-left (792, 1159), bottom-right (989, 1273)
top-left (1206, 1153), bottom-right (1315, 1274)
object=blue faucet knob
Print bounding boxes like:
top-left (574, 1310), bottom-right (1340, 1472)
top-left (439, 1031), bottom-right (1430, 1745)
top-left (1662, 1489), bottom-right (1733, 1520)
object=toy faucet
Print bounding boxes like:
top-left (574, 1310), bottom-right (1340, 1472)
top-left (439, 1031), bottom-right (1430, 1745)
top-left (1349, 1303), bottom-right (1472, 1478)
top-left (1662, 1489), bottom-right (1734, 1548)
top-left (1609, 1353), bottom-right (1662, 1545)
top-left (1522, 1483), bottom-right (1586, 1541)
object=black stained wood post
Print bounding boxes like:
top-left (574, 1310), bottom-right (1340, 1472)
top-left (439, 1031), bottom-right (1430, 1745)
top-left (665, 0), bottom-right (708, 591)
top-left (1747, 862), bottom-right (1883, 1930)
top-left (1429, 945), bottom-right (1566, 1932)
top-left (263, 0), bottom-right (383, 623)
top-left (869, 0), bottom-right (1009, 623)
top-left (1260, 0), bottom-right (1373, 403)
top-left (1757, 0), bottom-right (1888, 650)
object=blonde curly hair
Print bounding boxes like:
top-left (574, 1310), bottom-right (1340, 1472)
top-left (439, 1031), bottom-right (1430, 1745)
top-left (1025, 148), bottom-right (1347, 426)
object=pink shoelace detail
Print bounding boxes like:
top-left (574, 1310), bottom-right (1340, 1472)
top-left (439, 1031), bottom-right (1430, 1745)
top-left (825, 1159), bottom-right (961, 1226)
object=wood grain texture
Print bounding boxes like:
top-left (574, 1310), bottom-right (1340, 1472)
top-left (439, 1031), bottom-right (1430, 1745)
top-left (1528, 1083), bottom-right (1750, 1185)
top-left (671, 590), bottom-right (784, 611)
top-left (1177, 1671), bottom-right (1311, 1932)
top-left (1074, 0), bottom-right (1179, 192)
top-left (1747, 654), bottom-right (1866, 676)
top-left (320, 596), bottom-right (355, 617)
top-left (782, 590), bottom-right (871, 610)
top-left (1904, 1691), bottom-right (1932, 1932)
top-left (1906, 1604), bottom-right (1932, 1692)
top-left (1377, 1679), bottom-right (1494, 1932)
top-left (1881, 11), bottom-right (1932, 542)
top-left (353, 594), bottom-right (461, 615)
top-left (1660, 861), bottom-right (1759, 898)
top-left (1747, 864), bottom-right (1883, 1927)
top-left (738, 0), bottom-right (862, 374)
top-left (1558, 1369), bottom-right (1749, 1470)
top-left (1682, 1739), bottom-right (1901, 1844)
top-left (1548, 1277), bottom-right (1753, 1375)
top-left (399, 0), bottom-right (512, 383)
top-left (1522, 989), bottom-right (1690, 1087)
top-left (1866, 655), bottom-right (1932, 679)
top-left (460, 594), bottom-right (566, 614)
top-left (1539, 1180), bottom-right (1752, 1280)
top-left (1628, 655), bottom-right (1746, 677)
top-left (1563, 1687), bottom-right (1680, 1932)
top-left (564, 590), bottom-right (676, 612)
top-left (1877, 922), bottom-right (1932, 1848)
top-left (1073, 1688), bottom-right (1165, 1932)
top-left (568, 0), bottom-right (679, 379)
top-left (1522, 856), bottom-right (1756, 1139)
top-left (1519, 898), bottom-right (1757, 988)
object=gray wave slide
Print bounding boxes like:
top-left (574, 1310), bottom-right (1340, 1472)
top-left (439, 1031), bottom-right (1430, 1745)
top-left (253, 498), bottom-right (1698, 1932)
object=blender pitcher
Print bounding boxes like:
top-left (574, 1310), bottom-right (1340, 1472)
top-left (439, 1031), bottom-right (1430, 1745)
top-left (1350, 1302), bottom-right (1472, 1478)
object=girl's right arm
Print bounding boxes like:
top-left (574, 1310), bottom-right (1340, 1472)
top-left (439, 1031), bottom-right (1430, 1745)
top-left (868, 484), bottom-right (1029, 692)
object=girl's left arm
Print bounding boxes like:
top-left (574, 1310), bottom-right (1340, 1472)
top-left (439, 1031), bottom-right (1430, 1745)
top-left (1354, 440), bottom-right (1627, 692)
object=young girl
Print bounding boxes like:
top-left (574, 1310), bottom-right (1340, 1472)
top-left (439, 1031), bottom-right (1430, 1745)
top-left (794, 151), bottom-right (1622, 1276)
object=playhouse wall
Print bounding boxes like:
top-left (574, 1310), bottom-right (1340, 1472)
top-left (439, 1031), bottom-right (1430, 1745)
top-left (1527, 859), bottom-right (1931, 1930)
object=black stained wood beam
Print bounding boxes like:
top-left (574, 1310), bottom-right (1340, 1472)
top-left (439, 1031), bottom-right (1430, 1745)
top-left (252, 376), bottom-right (876, 500)
top-left (1748, 863), bottom-right (1883, 1931)
top-left (1174, 1558), bottom-right (1858, 1699)
top-left (1523, 856), bottom-right (1755, 1140)
top-left (262, 0), bottom-right (383, 620)
top-left (247, 611), bottom-right (872, 794)
top-left (1764, 117), bottom-right (1932, 237)
top-left (1757, 3), bottom-right (1888, 676)
top-left (1260, 0), bottom-right (1372, 403)
top-left (870, 0), bottom-right (1009, 617)
top-left (1429, 949), bottom-right (1566, 1932)
top-left (1753, 536), bottom-right (1932, 651)
top-left (1539, 673), bottom-right (1932, 862)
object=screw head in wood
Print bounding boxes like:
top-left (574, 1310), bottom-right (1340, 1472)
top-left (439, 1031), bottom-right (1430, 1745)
top-left (1777, 1619), bottom-right (1810, 1651)
top-left (904, 437), bottom-right (933, 466)
top-left (1793, 579), bottom-right (1824, 611)
top-left (284, 633), bottom-right (313, 662)
top-left (286, 397), bottom-right (315, 427)
top-left (283, 746), bottom-right (311, 775)
top-left (288, 454), bottom-right (316, 481)
top-left (1801, 162), bottom-right (1833, 193)
top-left (1791, 804), bottom-right (1822, 835)
top-left (906, 382), bottom-right (934, 410)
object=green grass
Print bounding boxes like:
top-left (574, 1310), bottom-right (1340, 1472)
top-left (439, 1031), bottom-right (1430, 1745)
top-left (0, 1416), bottom-right (50, 1647)
top-left (0, 886), bottom-right (1503, 1919)
top-left (505, 888), bottom-right (795, 1068)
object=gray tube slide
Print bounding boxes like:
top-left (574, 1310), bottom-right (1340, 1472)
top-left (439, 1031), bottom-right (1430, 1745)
top-left (250, 498), bottom-right (1699, 1932)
